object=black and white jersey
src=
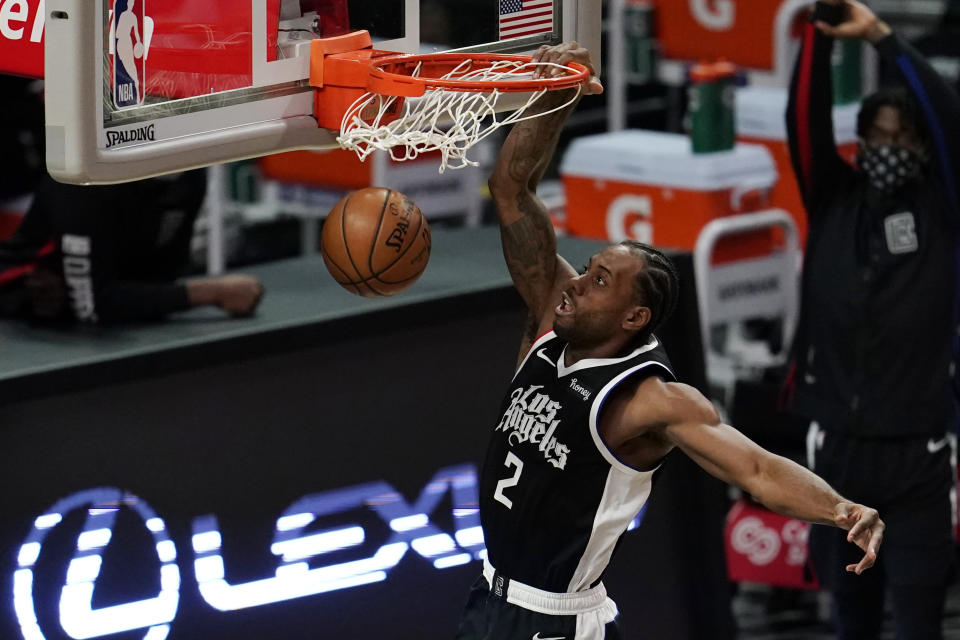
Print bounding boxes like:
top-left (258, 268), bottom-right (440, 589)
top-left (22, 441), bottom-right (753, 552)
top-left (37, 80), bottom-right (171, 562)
top-left (479, 330), bottom-right (675, 593)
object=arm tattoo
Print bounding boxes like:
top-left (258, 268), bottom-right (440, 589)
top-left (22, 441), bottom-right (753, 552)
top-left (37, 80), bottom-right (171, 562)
top-left (494, 88), bottom-right (577, 317)
top-left (501, 201), bottom-right (557, 316)
top-left (507, 127), bottom-right (541, 185)
top-left (506, 89), bottom-right (579, 186)
top-left (502, 201), bottom-right (555, 273)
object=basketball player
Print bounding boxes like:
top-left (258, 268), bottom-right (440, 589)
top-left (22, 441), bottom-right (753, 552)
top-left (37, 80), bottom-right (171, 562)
top-left (454, 42), bottom-right (884, 640)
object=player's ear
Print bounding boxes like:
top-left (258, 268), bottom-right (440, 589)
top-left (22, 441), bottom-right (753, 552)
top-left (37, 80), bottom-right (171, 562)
top-left (622, 305), bottom-right (651, 332)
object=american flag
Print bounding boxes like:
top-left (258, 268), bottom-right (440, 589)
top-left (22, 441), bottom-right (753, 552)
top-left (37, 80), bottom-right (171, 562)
top-left (499, 0), bottom-right (554, 40)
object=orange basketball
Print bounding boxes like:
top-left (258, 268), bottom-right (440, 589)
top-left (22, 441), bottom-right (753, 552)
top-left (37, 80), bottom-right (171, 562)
top-left (321, 187), bottom-right (432, 297)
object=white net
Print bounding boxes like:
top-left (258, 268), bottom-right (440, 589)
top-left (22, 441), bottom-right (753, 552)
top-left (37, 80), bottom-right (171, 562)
top-left (336, 59), bottom-right (582, 173)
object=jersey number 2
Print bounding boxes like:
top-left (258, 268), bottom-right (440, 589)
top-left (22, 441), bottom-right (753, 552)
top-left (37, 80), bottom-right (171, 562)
top-left (493, 452), bottom-right (523, 509)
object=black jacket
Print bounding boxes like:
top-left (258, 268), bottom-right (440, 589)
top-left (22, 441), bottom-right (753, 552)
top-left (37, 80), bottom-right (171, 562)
top-left (786, 9), bottom-right (960, 438)
top-left (0, 171), bottom-right (205, 323)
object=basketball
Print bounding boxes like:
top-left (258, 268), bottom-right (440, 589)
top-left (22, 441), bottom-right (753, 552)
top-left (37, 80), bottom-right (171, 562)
top-left (134, 42), bottom-right (144, 58)
top-left (321, 187), bottom-right (431, 297)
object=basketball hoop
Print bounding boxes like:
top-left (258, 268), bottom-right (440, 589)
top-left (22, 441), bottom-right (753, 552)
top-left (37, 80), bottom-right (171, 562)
top-left (310, 33), bottom-right (590, 173)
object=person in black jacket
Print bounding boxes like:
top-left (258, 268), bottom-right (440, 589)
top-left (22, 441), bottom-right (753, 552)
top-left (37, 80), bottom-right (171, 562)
top-left (786, 1), bottom-right (960, 637)
top-left (0, 76), bottom-right (45, 202)
top-left (0, 171), bottom-right (263, 323)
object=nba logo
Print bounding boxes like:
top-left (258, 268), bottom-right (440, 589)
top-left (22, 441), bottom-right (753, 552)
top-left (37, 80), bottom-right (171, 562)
top-left (111, 0), bottom-right (153, 109)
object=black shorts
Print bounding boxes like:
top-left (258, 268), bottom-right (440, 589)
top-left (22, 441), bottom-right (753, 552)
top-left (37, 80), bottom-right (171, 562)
top-left (807, 425), bottom-right (956, 590)
top-left (454, 562), bottom-right (621, 640)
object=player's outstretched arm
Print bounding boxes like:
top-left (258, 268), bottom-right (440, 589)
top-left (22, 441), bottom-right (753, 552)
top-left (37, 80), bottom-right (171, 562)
top-left (488, 43), bottom-right (603, 345)
top-left (785, 0), bottom-right (854, 215)
top-left (639, 378), bottom-right (884, 574)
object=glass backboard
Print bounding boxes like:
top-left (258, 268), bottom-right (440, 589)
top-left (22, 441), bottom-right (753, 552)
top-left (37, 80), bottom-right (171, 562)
top-left (44, 0), bottom-right (601, 184)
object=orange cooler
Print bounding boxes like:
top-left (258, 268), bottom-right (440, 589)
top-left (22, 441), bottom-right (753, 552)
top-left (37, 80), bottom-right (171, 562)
top-left (259, 147), bottom-right (484, 222)
top-left (560, 130), bottom-right (778, 254)
top-left (649, 0), bottom-right (786, 71)
top-left (736, 87), bottom-right (860, 245)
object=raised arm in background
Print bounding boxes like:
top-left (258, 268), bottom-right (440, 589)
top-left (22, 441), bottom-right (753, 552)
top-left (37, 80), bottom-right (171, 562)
top-left (839, 1), bottom-right (960, 221)
top-left (786, 0), bottom-right (857, 216)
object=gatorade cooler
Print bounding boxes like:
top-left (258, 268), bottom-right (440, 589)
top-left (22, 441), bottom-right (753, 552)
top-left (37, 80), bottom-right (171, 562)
top-left (735, 86), bottom-right (859, 245)
top-left (258, 147), bottom-right (484, 223)
top-left (560, 130), bottom-right (777, 257)
top-left (650, 0), bottom-right (791, 72)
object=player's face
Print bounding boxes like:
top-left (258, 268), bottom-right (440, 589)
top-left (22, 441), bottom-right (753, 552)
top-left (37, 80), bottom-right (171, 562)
top-left (553, 246), bottom-right (647, 347)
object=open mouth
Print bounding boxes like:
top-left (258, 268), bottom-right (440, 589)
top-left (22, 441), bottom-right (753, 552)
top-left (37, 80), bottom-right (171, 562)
top-left (555, 291), bottom-right (574, 316)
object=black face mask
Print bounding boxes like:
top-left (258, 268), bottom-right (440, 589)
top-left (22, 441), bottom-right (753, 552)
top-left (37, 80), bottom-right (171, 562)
top-left (857, 143), bottom-right (924, 194)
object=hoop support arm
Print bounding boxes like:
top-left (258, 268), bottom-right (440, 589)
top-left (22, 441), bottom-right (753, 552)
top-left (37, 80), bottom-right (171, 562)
top-left (310, 31), bottom-right (406, 130)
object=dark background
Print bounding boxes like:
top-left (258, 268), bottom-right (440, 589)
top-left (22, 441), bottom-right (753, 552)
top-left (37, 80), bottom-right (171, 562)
top-left (0, 250), bottom-right (732, 640)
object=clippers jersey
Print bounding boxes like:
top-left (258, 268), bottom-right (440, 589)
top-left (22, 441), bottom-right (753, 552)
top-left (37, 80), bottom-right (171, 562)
top-left (479, 330), bottom-right (675, 593)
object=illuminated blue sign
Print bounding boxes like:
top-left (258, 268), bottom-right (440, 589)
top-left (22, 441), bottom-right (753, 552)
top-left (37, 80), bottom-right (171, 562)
top-left (190, 464), bottom-right (484, 611)
top-left (12, 463), bottom-right (642, 639)
top-left (14, 488), bottom-right (180, 640)
top-left (12, 464), bottom-right (481, 640)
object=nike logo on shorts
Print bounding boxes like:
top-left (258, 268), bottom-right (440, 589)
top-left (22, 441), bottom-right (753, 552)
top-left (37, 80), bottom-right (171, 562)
top-left (531, 633), bottom-right (565, 640)
top-left (927, 436), bottom-right (951, 454)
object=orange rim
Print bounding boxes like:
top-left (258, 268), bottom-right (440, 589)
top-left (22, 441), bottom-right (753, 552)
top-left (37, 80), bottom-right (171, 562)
top-left (366, 53), bottom-right (590, 97)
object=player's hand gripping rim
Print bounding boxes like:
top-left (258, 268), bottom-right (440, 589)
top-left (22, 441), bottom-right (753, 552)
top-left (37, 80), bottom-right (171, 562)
top-left (531, 41), bottom-right (604, 95)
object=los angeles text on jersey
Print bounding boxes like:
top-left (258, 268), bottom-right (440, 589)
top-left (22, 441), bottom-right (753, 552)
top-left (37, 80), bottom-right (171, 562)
top-left (495, 384), bottom-right (570, 469)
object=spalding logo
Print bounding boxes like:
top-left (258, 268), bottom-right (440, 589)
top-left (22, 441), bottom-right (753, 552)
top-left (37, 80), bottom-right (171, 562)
top-left (384, 196), bottom-right (418, 252)
top-left (106, 123), bottom-right (156, 148)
